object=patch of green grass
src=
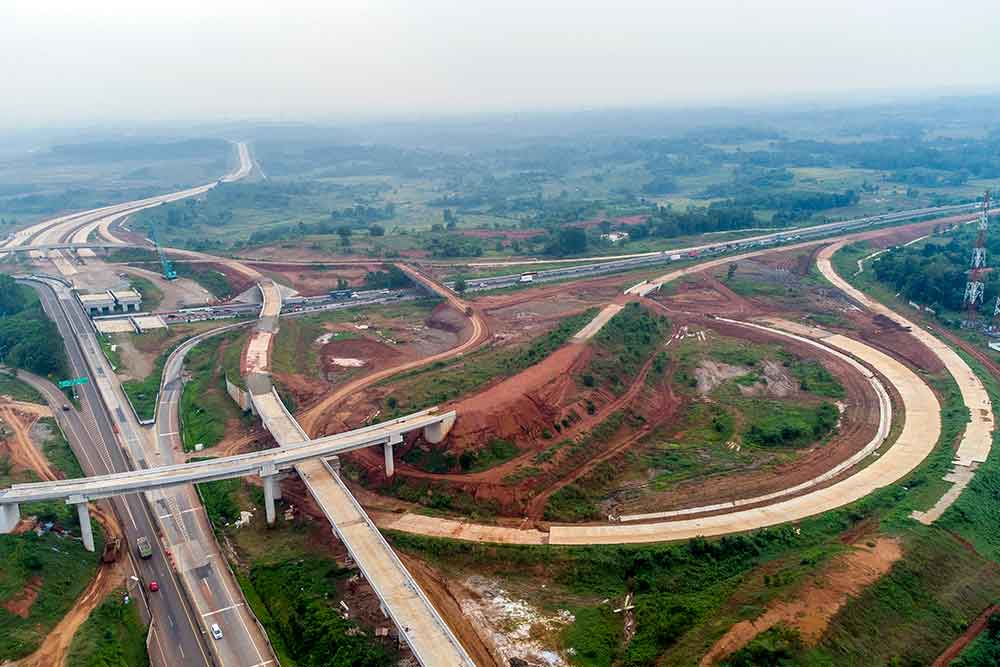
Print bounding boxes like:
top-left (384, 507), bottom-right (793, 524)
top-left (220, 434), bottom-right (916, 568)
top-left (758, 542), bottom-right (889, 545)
top-left (67, 588), bottom-right (148, 667)
top-left (742, 401), bottom-right (839, 448)
top-left (544, 484), bottom-right (601, 522)
top-left (97, 335), bottom-right (122, 371)
top-left (781, 355), bottom-right (845, 399)
top-left (0, 530), bottom-right (103, 661)
top-left (949, 612), bottom-right (1000, 666)
top-left (127, 275), bottom-right (163, 312)
top-left (180, 331), bottom-right (247, 450)
top-left (586, 302), bottom-right (670, 394)
top-left (722, 625), bottom-right (804, 666)
top-left (198, 479), bottom-right (243, 528)
top-left (37, 417), bottom-right (83, 478)
top-left (461, 438), bottom-right (519, 472)
top-left (0, 372), bottom-right (44, 403)
top-left (563, 605), bottom-right (623, 666)
top-left (121, 350), bottom-right (168, 422)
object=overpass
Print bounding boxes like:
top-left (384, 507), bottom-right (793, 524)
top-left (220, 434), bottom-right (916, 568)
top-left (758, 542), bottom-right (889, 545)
top-left (0, 408), bottom-right (453, 551)
top-left (239, 278), bottom-right (475, 665)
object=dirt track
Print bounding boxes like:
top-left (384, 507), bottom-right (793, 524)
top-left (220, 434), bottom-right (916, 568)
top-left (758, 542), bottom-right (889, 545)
top-left (0, 402), bottom-right (125, 667)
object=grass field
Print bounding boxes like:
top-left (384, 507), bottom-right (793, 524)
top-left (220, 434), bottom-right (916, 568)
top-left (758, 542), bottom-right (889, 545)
top-left (180, 330), bottom-right (247, 450)
top-left (0, 372), bottom-right (44, 404)
top-left (67, 589), bottom-right (148, 667)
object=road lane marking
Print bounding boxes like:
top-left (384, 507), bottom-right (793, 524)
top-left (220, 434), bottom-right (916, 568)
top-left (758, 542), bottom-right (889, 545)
top-left (158, 507), bottom-right (203, 520)
top-left (158, 431), bottom-right (178, 437)
top-left (201, 603), bottom-right (244, 617)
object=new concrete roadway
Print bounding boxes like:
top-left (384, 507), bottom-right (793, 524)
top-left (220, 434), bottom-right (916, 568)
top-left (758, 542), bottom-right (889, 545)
top-left (21, 281), bottom-right (212, 667)
top-left (24, 277), bottom-right (275, 667)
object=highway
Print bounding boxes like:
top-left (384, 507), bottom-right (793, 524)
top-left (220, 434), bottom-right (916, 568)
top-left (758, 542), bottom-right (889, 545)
top-left (22, 280), bottom-right (212, 667)
top-left (1, 140), bottom-right (252, 252)
top-left (24, 277), bottom-right (275, 667)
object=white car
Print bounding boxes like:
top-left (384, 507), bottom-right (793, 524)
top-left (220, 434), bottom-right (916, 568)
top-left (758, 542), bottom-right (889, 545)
top-left (210, 623), bottom-right (223, 640)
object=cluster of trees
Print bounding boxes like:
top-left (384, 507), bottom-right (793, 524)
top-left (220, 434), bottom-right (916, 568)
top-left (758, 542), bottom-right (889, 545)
top-left (871, 236), bottom-right (974, 313)
top-left (362, 266), bottom-right (411, 289)
top-left (0, 274), bottom-right (69, 377)
top-left (424, 234), bottom-right (484, 258)
top-left (328, 203), bottom-right (394, 223)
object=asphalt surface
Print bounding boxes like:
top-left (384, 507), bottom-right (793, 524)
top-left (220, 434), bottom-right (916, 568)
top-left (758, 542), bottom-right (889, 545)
top-left (28, 278), bottom-right (277, 667)
top-left (24, 279), bottom-right (211, 667)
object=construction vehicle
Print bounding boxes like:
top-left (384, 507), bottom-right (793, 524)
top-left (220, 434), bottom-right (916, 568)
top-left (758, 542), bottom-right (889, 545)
top-left (101, 536), bottom-right (122, 563)
top-left (136, 535), bottom-right (153, 559)
top-left (149, 226), bottom-right (177, 280)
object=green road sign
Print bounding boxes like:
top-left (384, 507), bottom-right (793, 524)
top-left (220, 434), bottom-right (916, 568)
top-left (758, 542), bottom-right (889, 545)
top-left (58, 377), bottom-right (89, 388)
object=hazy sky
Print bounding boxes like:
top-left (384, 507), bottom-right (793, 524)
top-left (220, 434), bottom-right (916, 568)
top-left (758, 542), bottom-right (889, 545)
top-left (3, 0), bottom-right (999, 127)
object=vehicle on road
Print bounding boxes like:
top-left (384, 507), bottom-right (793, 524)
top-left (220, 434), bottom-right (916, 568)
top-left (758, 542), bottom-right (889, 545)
top-left (136, 535), bottom-right (153, 559)
top-left (210, 623), bottom-right (223, 640)
top-left (62, 404), bottom-right (70, 411)
top-left (101, 536), bottom-right (121, 563)
top-left (149, 580), bottom-right (159, 592)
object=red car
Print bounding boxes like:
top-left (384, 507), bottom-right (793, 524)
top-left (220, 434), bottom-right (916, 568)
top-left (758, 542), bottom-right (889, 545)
top-left (148, 580), bottom-right (159, 592)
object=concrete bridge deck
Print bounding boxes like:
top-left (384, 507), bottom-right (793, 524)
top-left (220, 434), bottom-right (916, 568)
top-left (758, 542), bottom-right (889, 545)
top-left (0, 409), bottom-right (453, 505)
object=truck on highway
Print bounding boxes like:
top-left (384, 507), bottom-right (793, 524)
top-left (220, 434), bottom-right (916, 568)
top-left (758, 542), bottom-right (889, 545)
top-left (136, 536), bottom-right (153, 559)
top-left (102, 536), bottom-right (122, 563)
top-left (520, 273), bottom-right (535, 283)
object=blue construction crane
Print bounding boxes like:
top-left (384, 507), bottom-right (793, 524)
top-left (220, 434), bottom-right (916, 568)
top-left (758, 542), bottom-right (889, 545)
top-left (149, 226), bottom-right (177, 280)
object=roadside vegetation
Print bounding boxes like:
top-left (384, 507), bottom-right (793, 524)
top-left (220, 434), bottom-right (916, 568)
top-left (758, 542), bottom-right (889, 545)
top-left (0, 395), bottom-right (100, 662)
top-left (197, 478), bottom-right (395, 666)
top-left (0, 371), bottom-right (45, 403)
top-left (67, 589), bottom-right (148, 667)
top-left (180, 329), bottom-right (247, 450)
top-left (0, 274), bottom-right (69, 379)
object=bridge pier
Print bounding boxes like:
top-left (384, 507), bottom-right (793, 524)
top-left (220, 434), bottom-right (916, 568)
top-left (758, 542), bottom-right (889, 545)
top-left (261, 463), bottom-right (279, 525)
top-left (68, 495), bottom-right (94, 552)
top-left (384, 434), bottom-right (402, 477)
top-left (423, 413), bottom-right (456, 444)
top-left (0, 503), bottom-right (20, 533)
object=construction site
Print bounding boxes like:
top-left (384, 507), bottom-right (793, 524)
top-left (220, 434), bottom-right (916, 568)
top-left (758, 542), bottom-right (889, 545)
top-left (2, 139), bottom-right (1000, 667)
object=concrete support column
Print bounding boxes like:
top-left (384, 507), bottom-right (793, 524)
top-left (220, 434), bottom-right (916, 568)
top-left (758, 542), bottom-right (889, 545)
top-left (0, 503), bottom-right (21, 533)
top-left (261, 463), bottom-right (278, 525)
top-left (69, 495), bottom-right (94, 552)
top-left (384, 434), bottom-right (403, 478)
top-left (423, 413), bottom-right (457, 444)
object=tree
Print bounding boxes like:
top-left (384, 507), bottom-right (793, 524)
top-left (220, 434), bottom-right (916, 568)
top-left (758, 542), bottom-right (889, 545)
top-left (454, 277), bottom-right (468, 295)
top-left (336, 278), bottom-right (348, 290)
top-left (368, 224), bottom-right (385, 237)
top-left (548, 227), bottom-right (588, 256)
top-left (336, 225), bottom-right (352, 239)
top-left (0, 274), bottom-right (26, 317)
top-left (727, 263), bottom-right (738, 281)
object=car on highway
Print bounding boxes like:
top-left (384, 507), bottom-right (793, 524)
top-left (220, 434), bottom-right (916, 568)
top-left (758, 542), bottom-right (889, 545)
top-left (210, 623), bottom-right (223, 640)
top-left (148, 580), bottom-right (159, 592)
